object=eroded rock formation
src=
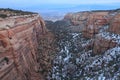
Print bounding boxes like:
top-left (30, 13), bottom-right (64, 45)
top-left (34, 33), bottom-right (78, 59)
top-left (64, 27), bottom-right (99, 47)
top-left (47, 9), bottom-right (120, 80)
top-left (64, 11), bottom-right (109, 38)
top-left (0, 10), bottom-right (56, 80)
top-left (64, 9), bottom-right (120, 54)
top-left (0, 8), bottom-right (120, 80)
top-left (108, 13), bottom-right (120, 34)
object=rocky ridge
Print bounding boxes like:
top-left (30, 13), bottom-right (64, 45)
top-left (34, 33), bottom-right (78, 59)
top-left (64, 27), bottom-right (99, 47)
top-left (0, 8), bottom-right (120, 80)
top-left (46, 8), bottom-right (120, 80)
top-left (64, 9), bottom-right (120, 54)
top-left (0, 9), bottom-right (56, 80)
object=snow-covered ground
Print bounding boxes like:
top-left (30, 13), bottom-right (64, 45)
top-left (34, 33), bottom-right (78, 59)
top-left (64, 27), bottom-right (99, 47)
top-left (98, 32), bottom-right (120, 44)
top-left (48, 32), bottom-right (120, 80)
top-left (98, 25), bottom-right (120, 44)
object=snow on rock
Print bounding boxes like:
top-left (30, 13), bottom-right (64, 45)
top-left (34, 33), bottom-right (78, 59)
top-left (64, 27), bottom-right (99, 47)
top-left (49, 32), bottom-right (120, 80)
top-left (105, 46), bottom-right (120, 57)
top-left (99, 25), bottom-right (109, 33)
top-left (81, 39), bottom-right (92, 47)
top-left (98, 32), bottom-right (120, 44)
top-left (72, 33), bottom-right (79, 38)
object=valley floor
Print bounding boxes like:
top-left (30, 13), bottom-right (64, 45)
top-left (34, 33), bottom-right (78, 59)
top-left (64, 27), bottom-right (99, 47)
top-left (47, 32), bottom-right (120, 80)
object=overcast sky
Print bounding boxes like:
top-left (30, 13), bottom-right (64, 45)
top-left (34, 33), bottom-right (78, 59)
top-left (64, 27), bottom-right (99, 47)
top-left (0, 0), bottom-right (120, 12)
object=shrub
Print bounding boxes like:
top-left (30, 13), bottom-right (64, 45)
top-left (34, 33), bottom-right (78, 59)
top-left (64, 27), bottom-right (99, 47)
top-left (0, 14), bottom-right (7, 18)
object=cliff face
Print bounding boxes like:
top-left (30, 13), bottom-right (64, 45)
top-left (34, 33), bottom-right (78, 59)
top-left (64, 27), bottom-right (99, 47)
top-left (92, 12), bottom-right (120, 54)
top-left (64, 11), bottom-right (109, 37)
top-left (64, 10), bottom-right (120, 54)
top-left (48, 9), bottom-right (120, 80)
top-left (108, 13), bottom-right (120, 34)
top-left (0, 8), bottom-right (120, 80)
top-left (0, 14), bottom-right (54, 80)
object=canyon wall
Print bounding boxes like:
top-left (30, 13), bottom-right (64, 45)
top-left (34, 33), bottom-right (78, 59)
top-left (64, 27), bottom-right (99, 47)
top-left (0, 14), bottom-right (54, 80)
top-left (64, 9), bottom-right (120, 54)
top-left (64, 11), bottom-right (109, 37)
top-left (0, 8), bottom-right (120, 80)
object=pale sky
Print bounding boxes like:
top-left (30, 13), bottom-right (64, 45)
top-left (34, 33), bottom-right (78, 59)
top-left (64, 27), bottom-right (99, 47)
top-left (0, 0), bottom-right (120, 5)
top-left (32, 0), bottom-right (120, 4)
top-left (0, 0), bottom-right (120, 12)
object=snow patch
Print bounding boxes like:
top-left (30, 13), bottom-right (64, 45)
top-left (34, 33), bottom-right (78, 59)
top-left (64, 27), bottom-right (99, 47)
top-left (98, 32), bottom-right (120, 44)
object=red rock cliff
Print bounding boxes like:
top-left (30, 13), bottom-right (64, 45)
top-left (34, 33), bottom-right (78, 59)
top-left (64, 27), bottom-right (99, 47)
top-left (64, 11), bottom-right (109, 38)
top-left (64, 10), bottom-right (120, 54)
top-left (108, 13), bottom-right (120, 34)
top-left (0, 14), bottom-right (49, 80)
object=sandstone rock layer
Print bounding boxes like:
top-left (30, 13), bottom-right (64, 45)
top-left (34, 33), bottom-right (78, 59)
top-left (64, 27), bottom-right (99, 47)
top-left (64, 9), bottom-right (120, 54)
top-left (0, 14), bottom-right (46, 80)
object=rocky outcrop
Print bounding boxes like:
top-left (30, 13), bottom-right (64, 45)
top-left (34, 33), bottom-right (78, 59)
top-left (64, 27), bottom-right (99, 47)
top-left (83, 12), bottom-right (109, 38)
top-left (64, 9), bottom-right (120, 54)
top-left (64, 12), bottom-right (90, 26)
top-left (92, 35), bottom-right (117, 54)
top-left (91, 12), bottom-right (120, 54)
top-left (37, 32), bottom-right (57, 78)
top-left (0, 12), bottom-right (55, 80)
top-left (1, 8), bottom-right (120, 80)
top-left (48, 9), bottom-right (120, 80)
top-left (64, 11), bottom-right (109, 38)
top-left (108, 13), bottom-right (120, 34)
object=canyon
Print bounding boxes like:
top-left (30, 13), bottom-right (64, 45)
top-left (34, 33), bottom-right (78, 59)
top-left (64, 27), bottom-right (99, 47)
top-left (0, 9), bottom-right (56, 80)
top-left (0, 8), bottom-right (120, 80)
top-left (46, 9), bottom-right (120, 80)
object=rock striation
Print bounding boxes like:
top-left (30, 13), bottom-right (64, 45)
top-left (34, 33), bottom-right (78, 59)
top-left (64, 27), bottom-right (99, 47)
top-left (108, 13), bottom-right (120, 34)
top-left (64, 9), bottom-right (120, 54)
top-left (48, 9), bottom-right (120, 80)
top-left (0, 14), bottom-right (47, 80)
top-left (0, 8), bottom-right (120, 80)
top-left (64, 11), bottom-right (109, 38)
